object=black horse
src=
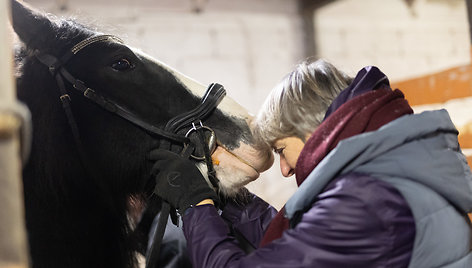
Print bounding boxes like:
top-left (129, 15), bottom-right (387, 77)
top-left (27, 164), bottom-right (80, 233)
top-left (11, 0), bottom-right (273, 267)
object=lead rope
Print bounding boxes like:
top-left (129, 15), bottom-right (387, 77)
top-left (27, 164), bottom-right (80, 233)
top-left (145, 201), bottom-right (171, 268)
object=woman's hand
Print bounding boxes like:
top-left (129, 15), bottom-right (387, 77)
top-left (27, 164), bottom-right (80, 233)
top-left (150, 149), bottom-right (218, 214)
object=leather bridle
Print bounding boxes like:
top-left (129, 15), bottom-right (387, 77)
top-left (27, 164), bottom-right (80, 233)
top-left (34, 34), bottom-right (226, 267)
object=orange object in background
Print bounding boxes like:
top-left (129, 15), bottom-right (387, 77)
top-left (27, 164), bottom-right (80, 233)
top-left (391, 57), bottom-right (472, 171)
top-left (391, 65), bottom-right (472, 106)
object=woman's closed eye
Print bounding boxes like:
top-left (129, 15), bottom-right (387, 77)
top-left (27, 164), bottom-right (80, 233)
top-left (274, 147), bottom-right (285, 155)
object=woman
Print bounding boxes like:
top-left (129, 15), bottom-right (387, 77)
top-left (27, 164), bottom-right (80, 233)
top-left (150, 59), bottom-right (472, 267)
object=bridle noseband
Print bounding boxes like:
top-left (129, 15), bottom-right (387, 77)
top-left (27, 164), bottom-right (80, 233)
top-left (34, 34), bottom-right (226, 267)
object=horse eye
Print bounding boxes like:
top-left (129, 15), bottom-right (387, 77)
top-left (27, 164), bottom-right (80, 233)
top-left (111, 58), bottom-right (134, 71)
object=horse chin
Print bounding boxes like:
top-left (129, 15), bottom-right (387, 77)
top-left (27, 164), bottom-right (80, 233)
top-left (215, 165), bottom-right (256, 197)
top-left (202, 144), bottom-right (273, 197)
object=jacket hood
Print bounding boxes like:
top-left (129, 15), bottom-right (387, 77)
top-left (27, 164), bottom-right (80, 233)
top-left (285, 109), bottom-right (472, 219)
top-left (323, 66), bottom-right (390, 120)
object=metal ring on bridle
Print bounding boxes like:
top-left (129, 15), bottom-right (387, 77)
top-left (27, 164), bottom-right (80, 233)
top-left (184, 121), bottom-right (217, 160)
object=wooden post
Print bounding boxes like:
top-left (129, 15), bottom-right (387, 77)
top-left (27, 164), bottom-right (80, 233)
top-left (0, 0), bottom-right (29, 267)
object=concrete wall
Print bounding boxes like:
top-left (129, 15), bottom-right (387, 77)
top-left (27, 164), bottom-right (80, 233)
top-left (313, 0), bottom-right (470, 81)
top-left (314, 0), bottom-right (472, 166)
top-left (24, 0), bottom-right (304, 209)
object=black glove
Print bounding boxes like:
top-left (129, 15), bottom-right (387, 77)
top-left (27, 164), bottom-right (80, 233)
top-left (149, 149), bottom-right (219, 214)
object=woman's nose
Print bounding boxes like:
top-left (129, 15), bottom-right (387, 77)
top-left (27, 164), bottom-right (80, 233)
top-left (279, 156), bottom-right (294, 177)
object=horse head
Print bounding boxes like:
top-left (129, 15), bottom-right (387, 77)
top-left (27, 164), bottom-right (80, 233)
top-left (11, 0), bottom-right (273, 267)
top-left (12, 0), bottom-right (273, 196)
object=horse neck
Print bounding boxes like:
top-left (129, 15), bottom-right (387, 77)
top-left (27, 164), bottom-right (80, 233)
top-left (19, 70), bottom-right (137, 268)
top-left (22, 129), bottom-right (137, 268)
top-left (23, 131), bottom-right (136, 268)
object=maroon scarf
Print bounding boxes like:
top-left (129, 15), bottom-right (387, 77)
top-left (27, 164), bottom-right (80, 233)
top-left (259, 88), bottom-right (413, 247)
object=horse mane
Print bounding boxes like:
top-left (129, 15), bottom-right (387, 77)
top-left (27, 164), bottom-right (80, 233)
top-left (15, 12), bottom-right (142, 268)
top-left (15, 15), bottom-right (92, 194)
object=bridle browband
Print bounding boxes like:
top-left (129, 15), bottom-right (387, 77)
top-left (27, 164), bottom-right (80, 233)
top-left (34, 34), bottom-right (226, 267)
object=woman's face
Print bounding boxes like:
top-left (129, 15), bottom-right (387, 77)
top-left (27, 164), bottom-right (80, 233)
top-left (273, 136), bottom-right (306, 177)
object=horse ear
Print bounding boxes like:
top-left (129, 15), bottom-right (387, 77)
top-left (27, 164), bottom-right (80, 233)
top-left (10, 0), bottom-right (56, 50)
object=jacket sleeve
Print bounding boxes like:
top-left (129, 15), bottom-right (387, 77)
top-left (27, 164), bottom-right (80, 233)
top-left (182, 175), bottom-right (415, 268)
top-left (220, 191), bottom-right (277, 249)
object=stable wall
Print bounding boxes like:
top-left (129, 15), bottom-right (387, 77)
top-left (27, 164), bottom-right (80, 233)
top-left (314, 0), bottom-right (472, 167)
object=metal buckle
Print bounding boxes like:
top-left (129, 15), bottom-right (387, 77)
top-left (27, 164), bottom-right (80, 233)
top-left (83, 88), bottom-right (95, 97)
top-left (59, 94), bottom-right (71, 102)
top-left (184, 121), bottom-right (217, 160)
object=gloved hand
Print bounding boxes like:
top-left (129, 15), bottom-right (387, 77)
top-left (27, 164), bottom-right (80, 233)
top-left (149, 149), bottom-right (219, 214)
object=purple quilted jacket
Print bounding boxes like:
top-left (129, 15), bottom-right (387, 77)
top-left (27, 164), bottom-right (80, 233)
top-left (183, 173), bottom-right (415, 267)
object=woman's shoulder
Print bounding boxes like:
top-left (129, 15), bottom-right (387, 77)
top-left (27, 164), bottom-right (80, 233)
top-left (290, 172), bottom-right (415, 267)
top-left (311, 172), bottom-right (415, 228)
top-left (322, 173), bottom-right (408, 202)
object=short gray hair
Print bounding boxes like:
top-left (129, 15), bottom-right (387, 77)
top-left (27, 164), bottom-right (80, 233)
top-left (253, 59), bottom-right (353, 148)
